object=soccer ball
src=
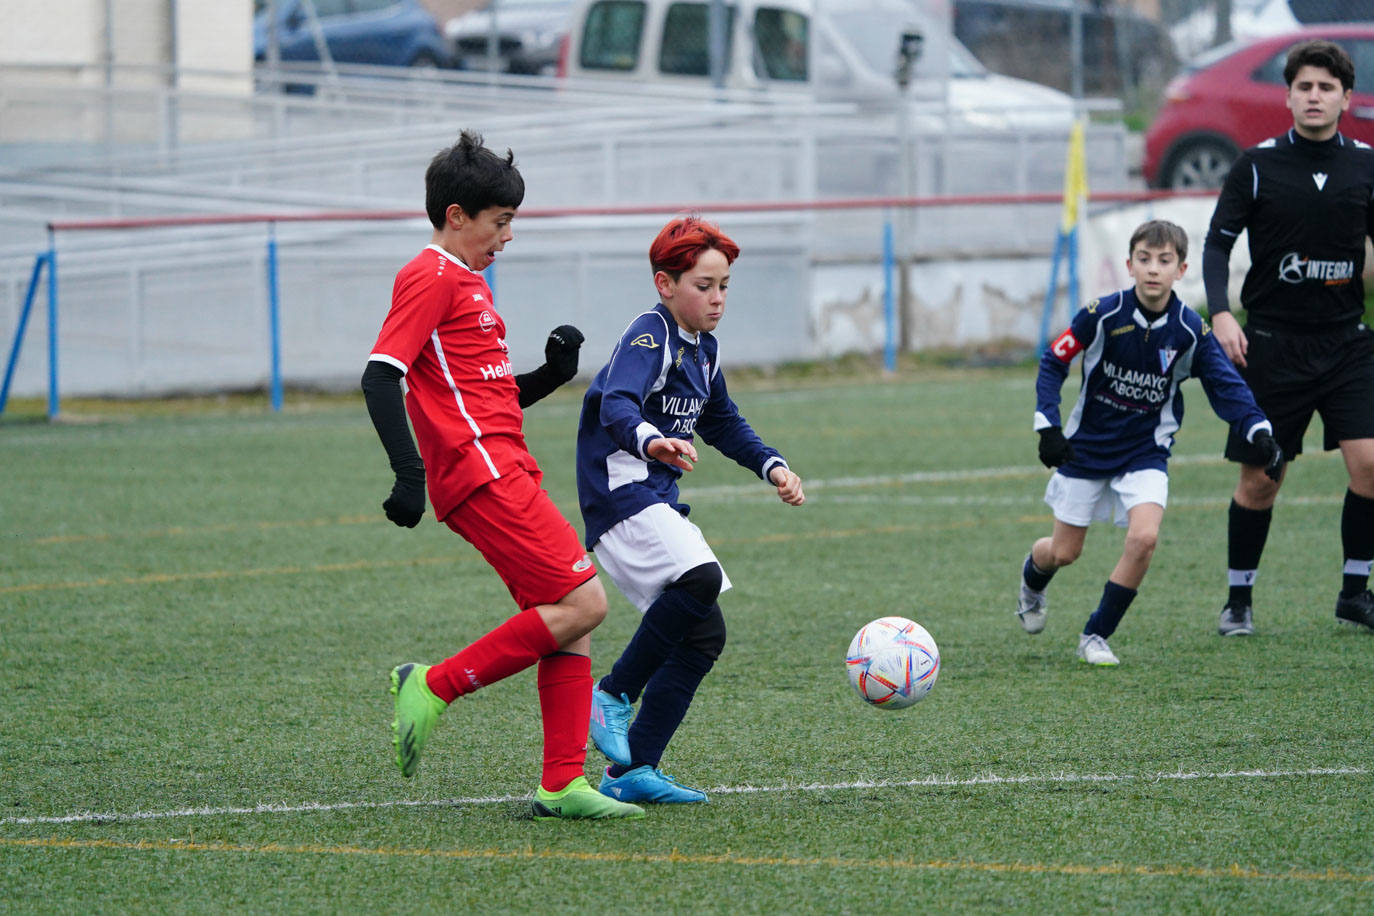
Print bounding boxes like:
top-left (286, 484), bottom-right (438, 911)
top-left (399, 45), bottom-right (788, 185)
top-left (846, 616), bottom-right (940, 709)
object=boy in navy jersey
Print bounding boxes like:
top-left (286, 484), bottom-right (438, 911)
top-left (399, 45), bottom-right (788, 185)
top-left (577, 216), bottom-right (805, 802)
top-left (1017, 220), bottom-right (1282, 665)
top-left (361, 131), bottom-right (643, 821)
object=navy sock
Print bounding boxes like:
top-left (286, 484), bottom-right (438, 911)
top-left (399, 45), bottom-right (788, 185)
top-left (1022, 553), bottom-right (1055, 592)
top-left (1341, 489), bottom-right (1374, 598)
top-left (608, 642), bottom-right (716, 776)
top-left (601, 586), bottom-right (712, 703)
top-left (1083, 580), bottom-right (1137, 639)
top-left (1227, 500), bottom-right (1272, 605)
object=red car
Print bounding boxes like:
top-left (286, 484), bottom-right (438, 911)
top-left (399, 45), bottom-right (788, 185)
top-left (1143, 24), bottom-right (1374, 189)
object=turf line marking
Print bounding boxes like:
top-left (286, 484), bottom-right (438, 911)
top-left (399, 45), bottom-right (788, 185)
top-left (16, 451), bottom-right (1343, 546)
top-left (0, 836), bottom-right (1368, 883)
top-left (2, 766), bottom-right (1363, 827)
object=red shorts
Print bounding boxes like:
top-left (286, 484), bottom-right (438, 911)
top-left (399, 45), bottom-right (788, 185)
top-left (444, 468), bottom-right (596, 610)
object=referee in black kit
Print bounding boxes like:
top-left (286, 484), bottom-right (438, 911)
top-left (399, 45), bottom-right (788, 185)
top-left (1203, 39), bottom-right (1374, 637)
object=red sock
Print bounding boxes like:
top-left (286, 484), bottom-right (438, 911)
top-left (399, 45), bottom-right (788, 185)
top-left (425, 608), bottom-right (559, 703)
top-left (537, 652), bottom-right (592, 792)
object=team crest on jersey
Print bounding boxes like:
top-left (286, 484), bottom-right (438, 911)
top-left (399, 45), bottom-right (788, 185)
top-left (478, 309), bottom-right (496, 332)
top-left (1158, 347), bottom-right (1178, 373)
top-left (630, 334), bottom-right (659, 349)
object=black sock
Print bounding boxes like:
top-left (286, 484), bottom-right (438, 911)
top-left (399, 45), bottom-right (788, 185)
top-left (1341, 489), bottom-right (1374, 597)
top-left (601, 586), bottom-right (712, 703)
top-left (1022, 553), bottom-right (1055, 592)
top-left (1084, 580), bottom-right (1137, 639)
top-left (1227, 500), bottom-right (1272, 605)
top-left (607, 643), bottom-right (715, 777)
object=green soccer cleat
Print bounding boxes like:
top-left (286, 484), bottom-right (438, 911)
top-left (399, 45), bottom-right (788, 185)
top-left (532, 775), bottom-right (646, 821)
top-left (389, 662), bottom-right (446, 778)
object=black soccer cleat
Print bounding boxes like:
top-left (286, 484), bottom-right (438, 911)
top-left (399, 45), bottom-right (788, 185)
top-left (1335, 590), bottom-right (1374, 631)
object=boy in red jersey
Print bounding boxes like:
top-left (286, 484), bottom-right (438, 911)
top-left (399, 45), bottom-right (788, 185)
top-left (360, 130), bottom-right (644, 821)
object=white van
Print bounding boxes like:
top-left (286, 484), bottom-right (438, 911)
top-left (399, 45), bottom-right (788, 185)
top-left (558, 0), bottom-right (1079, 127)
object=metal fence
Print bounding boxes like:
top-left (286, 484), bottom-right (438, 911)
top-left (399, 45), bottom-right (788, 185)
top-left (1, 65), bottom-right (1133, 404)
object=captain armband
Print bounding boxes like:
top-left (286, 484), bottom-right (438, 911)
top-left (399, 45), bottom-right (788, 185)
top-left (1049, 329), bottom-right (1082, 363)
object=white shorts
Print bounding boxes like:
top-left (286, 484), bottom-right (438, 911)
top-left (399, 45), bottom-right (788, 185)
top-left (1044, 468), bottom-right (1168, 528)
top-left (592, 502), bottom-right (732, 613)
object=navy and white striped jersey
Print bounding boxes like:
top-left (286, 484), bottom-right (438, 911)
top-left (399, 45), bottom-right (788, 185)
top-left (577, 303), bottom-right (788, 549)
top-left (1035, 287), bottom-right (1270, 479)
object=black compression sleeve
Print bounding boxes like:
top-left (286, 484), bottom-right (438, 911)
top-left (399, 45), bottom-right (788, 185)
top-left (516, 363), bottom-right (561, 409)
top-left (360, 360), bottom-right (423, 473)
top-left (1202, 241), bottom-right (1234, 317)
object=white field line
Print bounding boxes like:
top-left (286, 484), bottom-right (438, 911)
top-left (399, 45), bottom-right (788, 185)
top-left (683, 452), bottom-right (1343, 503)
top-left (2, 766), bottom-right (1364, 827)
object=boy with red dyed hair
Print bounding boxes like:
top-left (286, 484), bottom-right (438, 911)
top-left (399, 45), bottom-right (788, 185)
top-left (576, 215), bottom-right (805, 803)
top-left (361, 130), bottom-right (643, 820)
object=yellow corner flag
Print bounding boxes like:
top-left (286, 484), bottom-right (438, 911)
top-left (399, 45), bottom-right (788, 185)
top-left (1060, 118), bottom-right (1089, 233)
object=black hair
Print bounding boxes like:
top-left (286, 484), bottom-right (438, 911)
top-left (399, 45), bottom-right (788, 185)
top-left (1284, 40), bottom-right (1354, 92)
top-left (424, 130), bottom-right (525, 228)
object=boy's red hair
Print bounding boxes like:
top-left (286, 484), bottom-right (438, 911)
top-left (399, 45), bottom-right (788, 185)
top-left (649, 216), bottom-right (740, 278)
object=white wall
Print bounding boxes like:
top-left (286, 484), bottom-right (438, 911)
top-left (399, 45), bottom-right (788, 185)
top-left (1, 0), bottom-right (252, 90)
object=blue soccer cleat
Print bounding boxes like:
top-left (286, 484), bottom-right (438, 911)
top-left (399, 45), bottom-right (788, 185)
top-left (598, 765), bottom-right (708, 804)
top-left (589, 687), bottom-right (633, 766)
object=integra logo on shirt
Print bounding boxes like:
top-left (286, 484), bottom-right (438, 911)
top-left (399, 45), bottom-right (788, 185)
top-left (1278, 251), bottom-right (1354, 285)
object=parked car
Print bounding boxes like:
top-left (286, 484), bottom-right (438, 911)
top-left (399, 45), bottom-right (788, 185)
top-left (952, 0), bottom-right (1177, 98)
top-left (1142, 24), bottom-right (1374, 189)
top-left (559, 0), bottom-right (1079, 129)
top-left (446, 0), bottom-right (573, 75)
top-left (253, 0), bottom-right (451, 69)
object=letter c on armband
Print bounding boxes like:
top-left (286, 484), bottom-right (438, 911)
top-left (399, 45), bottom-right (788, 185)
top-left (1050, 329), bottom-right (1082, 362)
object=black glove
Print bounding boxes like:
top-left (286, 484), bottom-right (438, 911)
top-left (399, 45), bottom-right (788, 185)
top-left (1037, 427), bottom-right (1075, 469)
top-left (383, 466), bottom-right (426, 528)
top-left (1253, 430), bottom-right (1285, 483)
top-left (545, 324), bottom-right (584, 384)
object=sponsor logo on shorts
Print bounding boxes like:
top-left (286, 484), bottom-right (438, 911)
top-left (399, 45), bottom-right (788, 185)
top-left (631, 333), bottom-right (659, 349)
top-left (572, 555), bottom-right (593, 573)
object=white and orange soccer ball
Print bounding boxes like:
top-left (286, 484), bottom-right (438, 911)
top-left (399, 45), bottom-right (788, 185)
top-left (845, 616), bottom-right (940, 709)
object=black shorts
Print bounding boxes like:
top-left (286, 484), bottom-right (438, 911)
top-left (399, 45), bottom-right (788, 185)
top-left (1225, 323), bottom-right (1374, 464)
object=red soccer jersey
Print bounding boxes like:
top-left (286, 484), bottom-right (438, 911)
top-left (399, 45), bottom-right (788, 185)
top-left (368, 245), bottom-right (537, 520)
